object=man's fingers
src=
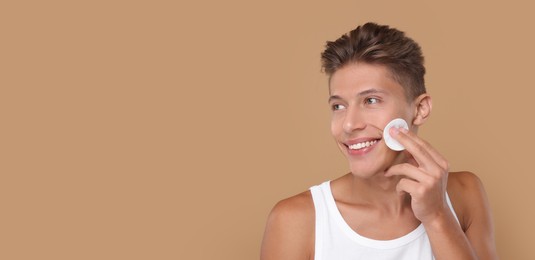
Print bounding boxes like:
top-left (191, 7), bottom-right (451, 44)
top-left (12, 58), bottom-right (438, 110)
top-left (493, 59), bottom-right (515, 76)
top-left (390, 128), bottom-right (445, 173)
top-left (400, 129), bottom-right (449, 170)
top-left (396, 178), bottom-right (419, 195)
top-left (386, 163), bottom-right (431, 183)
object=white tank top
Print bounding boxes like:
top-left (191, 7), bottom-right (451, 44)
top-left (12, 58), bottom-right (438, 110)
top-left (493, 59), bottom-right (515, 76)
top-left (309, 181), bottom-right (459, 260)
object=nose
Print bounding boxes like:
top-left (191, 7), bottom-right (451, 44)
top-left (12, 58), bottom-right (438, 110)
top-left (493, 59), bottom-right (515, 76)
top-left (343, 107), bottom-right (366, 134)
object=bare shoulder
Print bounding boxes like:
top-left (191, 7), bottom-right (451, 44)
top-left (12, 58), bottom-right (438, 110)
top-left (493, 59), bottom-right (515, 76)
top-left (447, 171), bottom-right (487, 206)
top-left (266, 191), bottom-right (315, 232)
top-left (447, 171), bottom-right (484, 192)
top-left (447, 171), bottom-right (487, 229)
top-left (260, 190), bottom-right (315, 260)
top-left (273, 190), bottom-right (315, 216)
top-left (447, 171), bottom-right (498, 259)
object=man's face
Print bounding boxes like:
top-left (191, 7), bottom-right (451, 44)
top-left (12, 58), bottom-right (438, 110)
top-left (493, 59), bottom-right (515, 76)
top-left (328, 62), bottom-right (415, 177)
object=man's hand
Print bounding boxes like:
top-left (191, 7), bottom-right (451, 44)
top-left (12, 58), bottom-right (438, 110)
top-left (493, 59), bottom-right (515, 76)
top-left (385, 127), bottom-right (450, 225)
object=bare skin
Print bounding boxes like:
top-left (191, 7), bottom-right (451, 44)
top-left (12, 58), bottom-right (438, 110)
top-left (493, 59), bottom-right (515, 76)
top-left (260, 62), bottom-right (498, 259)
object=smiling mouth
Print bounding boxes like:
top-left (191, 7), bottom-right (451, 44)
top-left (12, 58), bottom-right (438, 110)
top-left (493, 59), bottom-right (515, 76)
top-left (346, 139), bottom-right (381, 151)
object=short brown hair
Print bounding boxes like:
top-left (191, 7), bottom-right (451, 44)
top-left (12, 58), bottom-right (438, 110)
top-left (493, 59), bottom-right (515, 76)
top-left (321, 22), bottom-right (426, 100)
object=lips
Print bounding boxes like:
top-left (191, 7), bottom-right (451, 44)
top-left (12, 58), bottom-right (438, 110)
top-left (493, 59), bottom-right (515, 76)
top-left (343, 137), bottom-right (382, 155)
top-left (348, 139), bottom-right (378, 150)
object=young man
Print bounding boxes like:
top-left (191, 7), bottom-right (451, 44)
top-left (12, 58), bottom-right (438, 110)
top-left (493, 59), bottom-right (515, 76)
top-left (260, 23), bottom-right (498, 259)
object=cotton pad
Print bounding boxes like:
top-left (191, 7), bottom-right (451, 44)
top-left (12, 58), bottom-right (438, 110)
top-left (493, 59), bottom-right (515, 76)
top-left (383, 118), bottom-right (409, 151)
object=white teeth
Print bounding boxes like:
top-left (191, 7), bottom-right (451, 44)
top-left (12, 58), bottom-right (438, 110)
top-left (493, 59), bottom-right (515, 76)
top-left (348, 140), bottom-right (377, 150)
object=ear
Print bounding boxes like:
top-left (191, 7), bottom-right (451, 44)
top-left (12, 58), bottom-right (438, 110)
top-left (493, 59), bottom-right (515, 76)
top-left (412, 94), bottom-right (432, 126)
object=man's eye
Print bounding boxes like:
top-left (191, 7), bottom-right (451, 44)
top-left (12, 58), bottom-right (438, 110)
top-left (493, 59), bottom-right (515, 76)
top-left (366, 98), bottom-right (379, 104)
top-left (332, 104), bottom-right (346, 111)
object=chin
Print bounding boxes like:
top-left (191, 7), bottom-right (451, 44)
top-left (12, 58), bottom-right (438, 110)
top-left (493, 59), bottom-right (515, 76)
top-left (346, 149), bottom-right (399, 178)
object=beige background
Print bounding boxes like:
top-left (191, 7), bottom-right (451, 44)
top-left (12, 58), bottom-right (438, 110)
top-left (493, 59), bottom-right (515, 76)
top-left (2, 0), bottom-right (534, 259)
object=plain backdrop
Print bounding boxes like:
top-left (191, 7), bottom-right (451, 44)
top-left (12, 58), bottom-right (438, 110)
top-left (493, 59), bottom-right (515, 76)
top-left (2, 0), bottom-right (534, 259)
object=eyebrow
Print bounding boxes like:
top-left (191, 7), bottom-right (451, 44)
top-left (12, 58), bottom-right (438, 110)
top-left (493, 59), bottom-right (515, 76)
top-left (328, 88), bottom-right (386, 103)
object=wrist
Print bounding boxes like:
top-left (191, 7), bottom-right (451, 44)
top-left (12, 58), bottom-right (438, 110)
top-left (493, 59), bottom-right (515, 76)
top-left (421, 207), bottom-right (456, 232)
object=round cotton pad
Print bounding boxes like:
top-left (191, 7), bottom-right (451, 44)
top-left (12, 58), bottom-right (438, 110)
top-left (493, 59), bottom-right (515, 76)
top-left (383, 118), bottom-right (409, 151)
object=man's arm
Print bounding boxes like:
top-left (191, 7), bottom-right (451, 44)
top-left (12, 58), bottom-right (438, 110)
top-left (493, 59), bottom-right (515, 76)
top-left (260, 192), bottom-right (314, 260)
top-left (387, 128), bottom-right (498, 259)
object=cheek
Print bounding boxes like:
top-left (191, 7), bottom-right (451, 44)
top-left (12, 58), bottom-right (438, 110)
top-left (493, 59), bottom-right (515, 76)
top-left (363, 112), bottom-right (390, 129)
top-left (330, 118), bottom-right (338, 135)
top-left (391, 101), bottom-right (414, 117)
top-left (378, 106), bottom-right (410, 122)
top-left (330, 115), bottom-right (343, 135)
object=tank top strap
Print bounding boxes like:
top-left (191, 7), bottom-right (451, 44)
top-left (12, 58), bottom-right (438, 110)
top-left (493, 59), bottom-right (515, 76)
top-left (445, 192), bottom-right (460, 225)
top-left (309, 182), bottom-right (328, 259)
